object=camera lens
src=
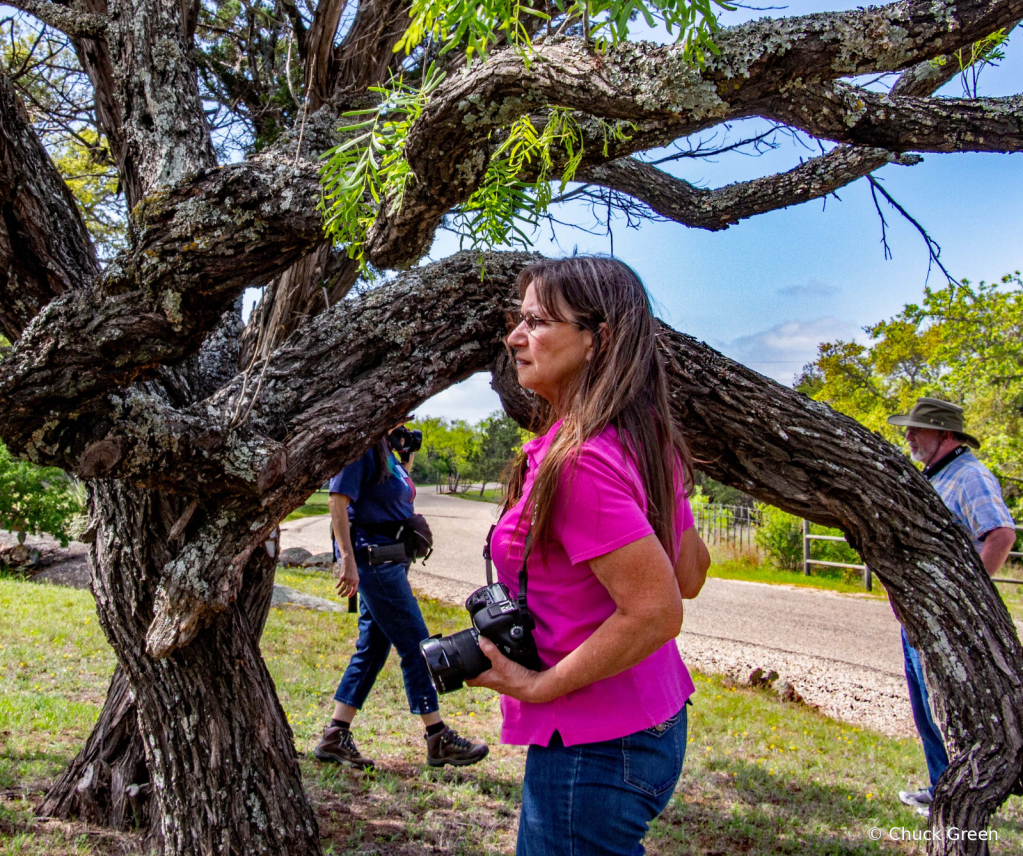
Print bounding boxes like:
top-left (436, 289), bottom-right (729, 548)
top-left (420, 629), bottom-right (492, 694)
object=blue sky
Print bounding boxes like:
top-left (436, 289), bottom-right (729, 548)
top-left (416, 4), bottom-right (1023, 423)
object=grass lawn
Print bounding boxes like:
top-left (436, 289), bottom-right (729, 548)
top-left (708, 553), bottom-right (1023, 622)
top-left (6, 572), bottom-right (1021, 854)
top-left (709, 555), bottom-right (889, 599)
top-left (436, 487), bottom-right (504, 504)
top-left (285, 489), bottom-right (331, 522)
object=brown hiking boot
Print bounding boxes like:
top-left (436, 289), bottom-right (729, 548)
top-left (426, 726), bottom-right (489, 768)
top-left (314, 725), bottom-right (375, 769)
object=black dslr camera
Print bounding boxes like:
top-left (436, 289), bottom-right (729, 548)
top-left (420, 582), bottom-right (541, 693)
top-left (387, 426), bottom-right (422, 463)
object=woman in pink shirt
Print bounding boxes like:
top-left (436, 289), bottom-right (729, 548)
top-left (467, 256), bottom-right (710, 855)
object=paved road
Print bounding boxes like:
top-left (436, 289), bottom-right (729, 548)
top-left (280, 492), bottom-right (914, 735)
top-left (281, 492), bottom-right (904, 670)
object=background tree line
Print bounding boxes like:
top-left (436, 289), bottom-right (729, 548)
top-left (798, 273), bottom-right (1023, 521)
top-left (408, 412), bottom-right (528, 495)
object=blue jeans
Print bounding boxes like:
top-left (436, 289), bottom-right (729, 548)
top-left (517, 706), bottom-right (687, 856)
top-left (902, 627), bottom-right (949, 792)
top-left (334, 559), bottom-right (439, 716)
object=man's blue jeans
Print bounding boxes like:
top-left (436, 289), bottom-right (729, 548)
top-left (334, 559), bottom-right (439, 716)
top-left (902, 627), bottom-right (949, 793)
top-left (516, 705), bottom-right (687, 855)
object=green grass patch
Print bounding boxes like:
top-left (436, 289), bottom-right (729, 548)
top-left (3, 574), bottom-right (1023, 854)
top-left (710, 554), bottom-right (1023, 622)
top-left (709, 556), bottom-right (888, 598)
top-left (284, 490), bottom-right (331, 521)
top-left (444, 487), bottom-right (504, 504)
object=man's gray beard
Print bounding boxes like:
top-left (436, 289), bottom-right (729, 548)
top-left (910, 444), bottom-right (936, 464)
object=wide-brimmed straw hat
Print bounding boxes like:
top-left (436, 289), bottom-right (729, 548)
top-left (886, 397), bottom-right (981, 450)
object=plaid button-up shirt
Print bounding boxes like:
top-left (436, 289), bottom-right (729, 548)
top-left (929, 450), bottom-right (1015, 554)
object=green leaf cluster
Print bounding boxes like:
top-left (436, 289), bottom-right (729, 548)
top-left (452, 108), bottom-right (586, 255)
top-left (395, 0), bottom-right (731, 64)
top-left (754, 505), bottom-right (860, 578)
top-left (798, 273), bottom-right (1023, 517)
top-left (0, 442), bottom-right (84, 548)
top-left (319, 0), bottom-right (727, 267)
top-left (318, 67), bottom-right (445, 271)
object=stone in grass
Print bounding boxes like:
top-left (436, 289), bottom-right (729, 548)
top-left (278, 547), bottom-right (313, 567)
top-left (775, 681), bottom-right (806, 705)
top-left (748, 667), bottom-right (780, 689)
top-left (302, 552), bottom-right (336, 569)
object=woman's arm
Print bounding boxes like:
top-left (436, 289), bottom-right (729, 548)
top-left (675, 526), bottom-right (710, 599)
top-left (467, 533), bottom-right (682, 704)
top-left (329, 493), bottom-right (359, 598)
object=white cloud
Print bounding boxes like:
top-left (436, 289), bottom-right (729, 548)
top-left (776, 280), bottom-right (839, 299)
top-left (415, 372), bottom-right (504, 424)
top-left (719, 318), bottom-right (860, 385)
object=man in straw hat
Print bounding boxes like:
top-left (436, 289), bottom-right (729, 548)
top-left (886, 397), bottom-right (1016, 817)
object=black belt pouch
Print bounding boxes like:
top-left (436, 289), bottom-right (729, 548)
top-left (365, 542), bottom-right (409, 565)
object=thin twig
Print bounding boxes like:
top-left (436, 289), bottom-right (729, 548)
top-left (866, 174), bottom-right (958, 284)
top-left (284, 35), bottom-right (300, 109)
top-left (294, 94), bottom-right (309, 166)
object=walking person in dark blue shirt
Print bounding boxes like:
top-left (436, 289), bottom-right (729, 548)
top-left (314, 427), bottom-right (489, 770)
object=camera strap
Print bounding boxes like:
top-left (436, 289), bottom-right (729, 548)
top-left (483, 521), bottom-right (534, 623)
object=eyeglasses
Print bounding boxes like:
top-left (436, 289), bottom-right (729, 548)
top-left (511, 312), bottom-right (589, 333)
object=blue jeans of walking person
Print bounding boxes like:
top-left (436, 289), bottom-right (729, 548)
top-left (517, 705), bottom-right (687, 856)
top-left (902, 628), bottom-right (949, 793)
top-left (334, 559), bottom-right (439, 716)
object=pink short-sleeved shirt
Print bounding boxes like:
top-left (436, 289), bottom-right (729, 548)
top-left (492, 420), bottom-right (695, 747)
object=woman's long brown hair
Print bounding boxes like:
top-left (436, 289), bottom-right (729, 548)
top-left (503, 256), bottom-right (693, 560)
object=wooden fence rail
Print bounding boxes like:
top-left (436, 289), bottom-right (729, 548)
top-left (802, 519), bottom-right (872, 592)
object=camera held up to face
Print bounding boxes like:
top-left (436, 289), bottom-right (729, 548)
top-left (387, 425), bottom-right (422, 463)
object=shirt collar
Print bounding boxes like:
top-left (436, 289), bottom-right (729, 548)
top-left (522, 419), bottom-right (563, 463)
top-left (923, 444), bottom-right (969, 480)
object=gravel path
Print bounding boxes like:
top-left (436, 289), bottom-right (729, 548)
top-left (280, 494), bottom-right (920, 738)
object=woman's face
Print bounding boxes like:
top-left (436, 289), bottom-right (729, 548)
top-left (507, 283), bottom-right (594, 412)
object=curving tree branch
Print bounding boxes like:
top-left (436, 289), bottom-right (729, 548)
top-left (5, 0), bottom-right (108, 37)
top-left (767, 85), bottom-right (1023, 153)
top-left (576, 147), bottom-right (920, 232)
top-left (366, 1), bottom-right (1023, 268)
top-left (0, 69), bottom-right (99, 341)
top-left (0, 156), bottom-right (325, 460)
top-left (143, 250), bottom-right (534, 656)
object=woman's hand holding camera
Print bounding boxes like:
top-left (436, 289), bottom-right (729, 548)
top-left (334, 554), bottom-right (359, 599)
top-left (467, 637), bottom-right (556, 704)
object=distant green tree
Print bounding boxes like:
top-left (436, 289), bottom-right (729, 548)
top-left (466, 412), bottom-right (526, 496)
top-left (408, 415), bottom-right (478, 488)
top-left (798, 274), bottom-right (1023, 517)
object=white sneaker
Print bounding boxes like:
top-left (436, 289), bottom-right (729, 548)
top-left (898, 788), bottom-right (933, 809)
top-left (917, 806), bottom-right (930, 819)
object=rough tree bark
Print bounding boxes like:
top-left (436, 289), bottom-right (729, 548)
top-left (3, 1), bottom-right (1023, 854)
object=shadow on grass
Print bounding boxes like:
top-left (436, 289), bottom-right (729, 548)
top-left (308, 757), bottom-right (522, 855)
top-left (0, 747), bottom-right (78, 791)
top-left (650, 759), bottom-right (1023, 855)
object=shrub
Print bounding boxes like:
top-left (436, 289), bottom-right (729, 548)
top-left (0, 442), bottom-right (83, 546)
top-left (755, 503), bottom-right (864, 580)
top-left (755, 505), bottom-right (803, 571)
